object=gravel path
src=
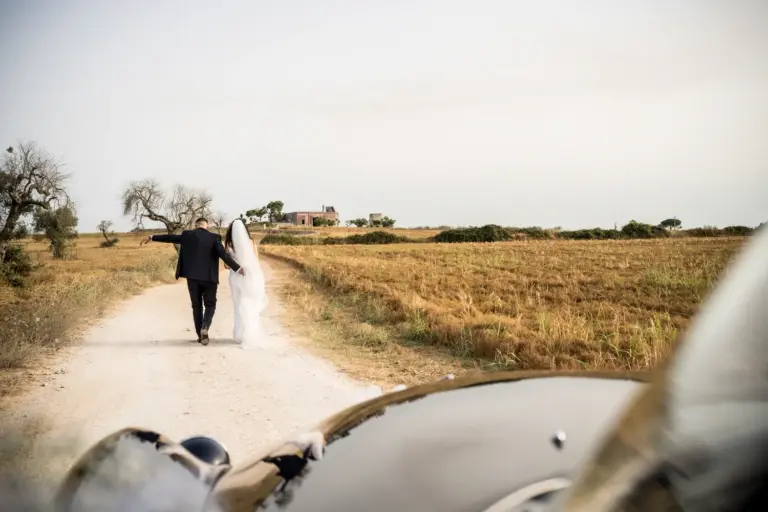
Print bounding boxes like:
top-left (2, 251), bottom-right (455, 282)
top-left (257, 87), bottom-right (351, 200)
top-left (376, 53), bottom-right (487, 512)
top-left (0, 261), bottom-right (373, 506)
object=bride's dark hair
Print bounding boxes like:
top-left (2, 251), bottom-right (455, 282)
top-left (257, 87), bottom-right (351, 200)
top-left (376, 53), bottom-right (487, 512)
top-left (224, 218), bottom-right (251, 250)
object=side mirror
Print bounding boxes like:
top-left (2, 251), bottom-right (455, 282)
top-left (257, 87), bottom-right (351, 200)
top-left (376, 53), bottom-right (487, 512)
top-left (55, 428), bottom-right (229, 512)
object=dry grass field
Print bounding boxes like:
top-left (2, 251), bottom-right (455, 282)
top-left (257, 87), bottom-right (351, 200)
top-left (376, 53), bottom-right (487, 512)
top-left (0, 233), bottom-right (176, 400)
top-left (0, 229), bottom-right (751, 396)
top-left (262, 237), bottom-right (746, 382)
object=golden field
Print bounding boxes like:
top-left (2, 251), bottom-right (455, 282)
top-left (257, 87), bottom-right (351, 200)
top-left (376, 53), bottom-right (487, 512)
top-left (0, 233), bottom-right (176, 399)
top-left (0, 229), bottom-right (751, 396)
top-left (261, 237), bottom-right (746, 376)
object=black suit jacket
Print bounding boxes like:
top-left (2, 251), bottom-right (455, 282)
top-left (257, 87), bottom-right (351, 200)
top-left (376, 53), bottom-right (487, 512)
top-left (151, 228), bottom-right (241, 283)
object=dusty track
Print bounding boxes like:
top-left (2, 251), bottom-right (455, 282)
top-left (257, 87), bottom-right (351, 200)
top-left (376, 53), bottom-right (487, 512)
top-left (0, 261), bottom-right (371, 506)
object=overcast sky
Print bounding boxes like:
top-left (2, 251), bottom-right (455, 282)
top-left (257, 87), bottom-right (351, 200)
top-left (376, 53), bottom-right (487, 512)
top-left (1, 0), bottom-right (766, 231)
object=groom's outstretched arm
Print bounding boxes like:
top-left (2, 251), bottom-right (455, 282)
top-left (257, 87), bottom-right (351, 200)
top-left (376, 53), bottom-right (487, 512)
top-left (148, 233), bottom-right (183, 244)
top-left (215, 239), bottom-right (242, 273)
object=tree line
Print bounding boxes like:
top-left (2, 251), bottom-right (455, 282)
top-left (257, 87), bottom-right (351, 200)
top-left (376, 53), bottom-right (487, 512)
top-left (0, 141), bottom-right (231, 286)
top-left (345, 216), bottom-right (396, 228)
top-left (1, 140), bottom-right (343, 284)
top-left (242, 201), bottom-right (285, 225)
top-left (2, 140), bottom-right (764, 286)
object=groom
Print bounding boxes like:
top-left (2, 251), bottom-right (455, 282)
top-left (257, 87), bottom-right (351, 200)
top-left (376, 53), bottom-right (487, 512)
top-left (142, 218), bottom-right (244, 345)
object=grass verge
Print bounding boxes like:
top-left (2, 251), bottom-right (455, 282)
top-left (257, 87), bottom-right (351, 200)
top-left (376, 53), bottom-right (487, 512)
top-left (0, 234), bottom-right (176, 401)
top-left (265, 257), bottom-right (477, 386)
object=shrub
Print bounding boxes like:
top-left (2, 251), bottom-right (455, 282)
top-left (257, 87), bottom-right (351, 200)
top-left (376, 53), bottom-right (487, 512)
top-left (98, 220), bottom-right (119, 247)
top-left (558, 228), bottom-right (623, 240)
top-left (0, 244), bottom-right (34, 287)
top-left (33, 206), bottom-right (79, 259)
top-left (434, 225), bottom-right (511, 243)
top-left (621, 220), bottom-right (668, 239)
top-left (683, 225), bottom-right (753, 237)
top-left (332, 231), bottom-right (409, 245)
top-left (313, 217), bottom-right (338, 227)
top-left (508, 226), bottom-right (552, 239)
top-left (722, 225), bottom-right (754, 237)
top-left (684, 226), bottom-right (721, 238)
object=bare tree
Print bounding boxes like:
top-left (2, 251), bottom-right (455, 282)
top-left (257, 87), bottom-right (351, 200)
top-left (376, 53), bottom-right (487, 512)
top-left (97, 220), bottom-right (113, 236)
top-left (97, 220), bottom-right (119, 247)
top-left (211, 211), bottom-right (227, 235)
top-left (122, 180), bottom-right (213, 237)
top-left (0, 141), bottom-right (69, 261)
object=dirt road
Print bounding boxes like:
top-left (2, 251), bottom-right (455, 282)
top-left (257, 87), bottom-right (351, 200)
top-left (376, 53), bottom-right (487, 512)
top-left (0, 261), bottom-right (374, 505)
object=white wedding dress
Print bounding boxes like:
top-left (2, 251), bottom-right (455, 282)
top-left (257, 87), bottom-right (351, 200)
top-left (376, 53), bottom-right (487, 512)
top-left (227, 219), bottom-right (268, 349)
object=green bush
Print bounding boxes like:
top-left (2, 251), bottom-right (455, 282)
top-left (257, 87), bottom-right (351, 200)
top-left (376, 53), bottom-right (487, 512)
top-left (332, 231), bottom-right (409, 245)
top-left (682, 225), bottom-right (755, 237)
top-left (558, 228), bottom-right (623, 240)
top-left (313, 217), bottom-right (338, 227)
top-left (433, 225), bottom-right (512, 243)
top-left (621, 220), bottom-right (668, 239)
top-left (33, 206), bottom-right (79, 259)
top-left (1, 244), bottom-right (34, 287)
top-left (507, 226), bottom-right (552, 239)
top-left (721, 225), bottom-right (754, 237)
top-left (261, 222), bottom-right (758, 247)
top-left (684, 226), bottom-right (721, 238)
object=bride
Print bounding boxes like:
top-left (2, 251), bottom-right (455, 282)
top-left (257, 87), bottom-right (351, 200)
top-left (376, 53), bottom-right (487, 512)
top-left (223, 219), bottom-right (268, 348)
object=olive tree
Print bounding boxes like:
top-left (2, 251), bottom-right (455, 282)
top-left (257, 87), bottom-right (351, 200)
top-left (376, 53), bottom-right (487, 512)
top-left (370, 216), bottom-right (396, 228)
top-left (33, 206), bottom-right (79, 259)
top-left (98, 220), bottom-right (119, 247)
top-left (122, 179), bottom-right (213, 237)
top-left (265, 200), bottom-right (284, 223)
top-left (245, 206), bottom-right (268, 225)
top-left (0, 141), bottom-right (70, 263)
top-left (347, 218), bottom-right (368, 228)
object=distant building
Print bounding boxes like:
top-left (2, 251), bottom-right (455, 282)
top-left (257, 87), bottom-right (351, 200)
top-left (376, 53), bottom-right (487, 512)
top-left (284, 205), bottom-right (339, 226)
top-left (369, 213), bottom-right (383, 225)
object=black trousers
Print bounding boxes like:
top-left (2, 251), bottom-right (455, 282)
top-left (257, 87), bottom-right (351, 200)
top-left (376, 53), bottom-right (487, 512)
top-left (187, 279), bottom-right (218, 337)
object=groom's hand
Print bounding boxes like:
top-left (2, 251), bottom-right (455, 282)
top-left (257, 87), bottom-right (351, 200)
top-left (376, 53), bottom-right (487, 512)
top-left (237, 267), bottom-right (246, 276)
top-left (140, 235), bottom-right (152, 246)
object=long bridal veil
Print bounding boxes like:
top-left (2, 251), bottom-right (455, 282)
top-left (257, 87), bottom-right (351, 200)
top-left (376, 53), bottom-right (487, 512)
top-left (230, 219), bottom-right (267, 349)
